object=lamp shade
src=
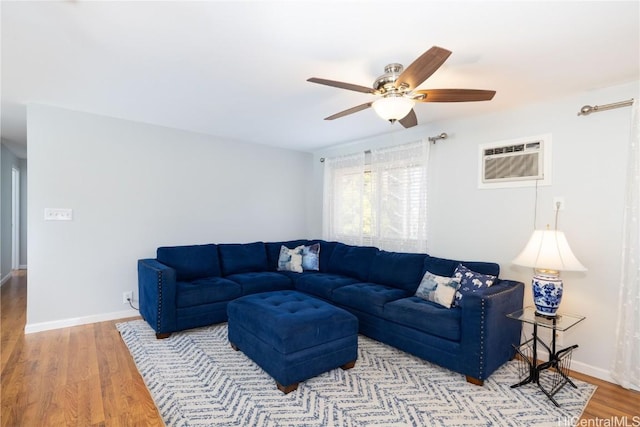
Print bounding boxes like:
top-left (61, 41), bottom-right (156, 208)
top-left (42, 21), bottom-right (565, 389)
top-left (372, 96), bottom-right (415, 121)
top-left (512, 229), bottom-right (587, 272)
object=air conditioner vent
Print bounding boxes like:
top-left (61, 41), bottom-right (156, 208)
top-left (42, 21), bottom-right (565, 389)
top-left (478, 135), bottom-right (551, 189)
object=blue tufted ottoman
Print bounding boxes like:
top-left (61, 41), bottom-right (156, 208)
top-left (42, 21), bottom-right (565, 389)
top-left (227, 290), bottom-right (358, 393)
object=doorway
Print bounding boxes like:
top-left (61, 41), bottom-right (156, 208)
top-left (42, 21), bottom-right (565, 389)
top-left (11, 167), bottom-right (20, 270)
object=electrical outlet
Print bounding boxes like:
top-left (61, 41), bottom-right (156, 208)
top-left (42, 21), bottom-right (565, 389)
top-left (555, 331), bottom-right (563, 346)
top-left (122, 291), bottom-right (133, 304)
top-left (553, 197), bottom-right (565, 211)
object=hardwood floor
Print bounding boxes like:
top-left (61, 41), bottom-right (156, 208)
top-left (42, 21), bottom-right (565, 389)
top-left (1, 272), bottom-right (161, 426)
top-left (2, 271), bottom-right (638, 426)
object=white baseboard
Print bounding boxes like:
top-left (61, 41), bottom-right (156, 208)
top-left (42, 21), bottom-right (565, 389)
top-left (571, 359), bottom-right (640, 391)
top-left (536, 349), bottom-right (623, 387)
top-left (570, 359), bottom-right (614, 382)
top-left (24, 309), bottom-right (140, 334)
top-left (19, 264), bottom-right (27, 270)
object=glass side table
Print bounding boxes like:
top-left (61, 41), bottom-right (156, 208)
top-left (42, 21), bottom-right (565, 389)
top-left (507, 306), bottom-right (585, 407)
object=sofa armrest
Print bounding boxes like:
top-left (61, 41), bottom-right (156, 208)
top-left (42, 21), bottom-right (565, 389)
top-left (138, 258), bottom-right (178, 336)
top-left (459, 279), bottom-right (525, 382)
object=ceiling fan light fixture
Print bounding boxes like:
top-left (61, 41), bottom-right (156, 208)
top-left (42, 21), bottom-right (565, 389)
top-left (308, 46), bottom-right (494, 129)
top-left (372, 96), bottom-right (415, 122)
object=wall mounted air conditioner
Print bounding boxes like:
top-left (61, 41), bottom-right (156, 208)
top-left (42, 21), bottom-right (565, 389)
top-left (478, 134), bottom-right (552, 189)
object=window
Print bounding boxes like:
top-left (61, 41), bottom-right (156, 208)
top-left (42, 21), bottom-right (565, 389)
top-left (323, 140), bottom-right (429, 253)
top-left (323, 151), bottom-right (365, 246)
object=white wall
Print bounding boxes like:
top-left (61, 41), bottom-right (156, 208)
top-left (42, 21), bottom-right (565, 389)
top-left (312, 80), bottom-right (640, 383)
top-left (26, 105), bottom-right (313, 331)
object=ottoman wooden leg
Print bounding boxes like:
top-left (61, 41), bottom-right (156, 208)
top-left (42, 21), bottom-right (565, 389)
top-left (230, 342), bottom-right (239, 351)
top-left (341, 360), bottom-right (356, 370)
top-left (276, 381), bottom-right (298, 394)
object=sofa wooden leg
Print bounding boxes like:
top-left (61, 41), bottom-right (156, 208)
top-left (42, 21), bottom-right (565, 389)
top-left (276, 381), bottom-right (298, 394)
top-left (465, 376), bottom-right (484, 386)
top-left (230, 342), bottom-right (239, 351)
top-left (341, 360), bottom-right (356, 370)
top-left (156, 332), bottom-right (171, 339)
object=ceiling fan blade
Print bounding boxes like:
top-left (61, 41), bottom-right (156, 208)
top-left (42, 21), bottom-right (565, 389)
top-left (399, 109), bottom-right (417, 128)
top-left (395, 46), bottom-right (452, 90)
top-left (415, 89), bottom-right (496, 102)
top-left (308, 77), bottom-right (377, 94)
top-left (324, 102), bottom-right (373, 120)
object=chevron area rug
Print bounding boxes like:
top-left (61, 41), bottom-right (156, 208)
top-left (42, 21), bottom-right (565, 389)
top-left (117, 320), bottom-right (596, 427)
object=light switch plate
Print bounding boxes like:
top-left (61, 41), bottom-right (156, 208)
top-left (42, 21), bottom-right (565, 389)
top-left (44, 208), bottom-right (73, 221)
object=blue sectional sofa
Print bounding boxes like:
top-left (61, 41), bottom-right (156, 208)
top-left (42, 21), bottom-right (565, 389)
top-left (137, 239), bottom-right (524, 385)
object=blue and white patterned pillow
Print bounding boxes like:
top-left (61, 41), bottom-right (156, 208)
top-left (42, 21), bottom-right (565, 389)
top-left (301, 243), bottom-right (320, 271)
top-left (415, 271), bottom-right (461, 308)
top-left (277, 245), bottom-right (303, 273)
top-left (452, 264), bottom-right (496, 307)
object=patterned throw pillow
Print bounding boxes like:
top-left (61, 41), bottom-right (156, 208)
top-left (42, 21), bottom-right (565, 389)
top-left (415, 271), bottom-right (461, 308)
top-left (452, 264), bottom-right (496, 307)
top-left (277, 245), bottom-right (303, 273)
top-left (301, 243), bottom-right (320, 271)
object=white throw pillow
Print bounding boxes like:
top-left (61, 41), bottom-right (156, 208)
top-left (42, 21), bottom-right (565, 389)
top-left (277, 245), bottom-right (304, 273)
top-left (415, 271), bottom-right (460, 308)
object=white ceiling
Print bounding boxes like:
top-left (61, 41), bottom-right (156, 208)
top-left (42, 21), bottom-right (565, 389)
top-left (2, 1), bottom-right (639, 154)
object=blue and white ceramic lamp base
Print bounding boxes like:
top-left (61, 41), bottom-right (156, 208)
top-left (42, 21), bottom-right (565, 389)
top-left (532, 270), bottom-right (563, 317)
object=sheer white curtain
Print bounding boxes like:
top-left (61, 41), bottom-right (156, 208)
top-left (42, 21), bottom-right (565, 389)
top-left (323, 152), bottom-right (366, 246)
top-left (369, 140), bottom-right (429, 253)
top-left (323, 140), bottom-right (430, 253)
top-left (612, 100), bottom-right (640, 391)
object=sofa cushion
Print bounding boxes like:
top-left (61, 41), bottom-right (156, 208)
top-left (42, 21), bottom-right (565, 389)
top-left (226, 272), bottom-right (293, 295)
top-left (327, 243), bottom-right (379, 281)
top-left (218, 242), bottom-right (268, 276)
top-left (175, 277), bottom-right (241, 308)
top-left (332, 282), bottom-right (410, 317)
top-left (368, 251), bottom-right (426, 292)
top-left (273, 269), bottom-right (306, 282)
top-left (423, 255), bottom-right (500, 278)
top-left (384, 296), bottom-right (462, 342)
top-left (315, 240), bottom-right (338, 273)
top-left (157, 244), bottom-right (220, 281)
top-left (295, 273), bottom-right (358, 300)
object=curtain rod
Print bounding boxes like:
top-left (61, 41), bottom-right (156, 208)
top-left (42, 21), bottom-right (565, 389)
top-left (577, 98), bottom-right (634, 116)
top-left (320, 149), bottom-right (371, 163)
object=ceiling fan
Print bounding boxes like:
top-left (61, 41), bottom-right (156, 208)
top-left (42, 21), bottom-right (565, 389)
top-left (307, 46), bottom-right (496, 128)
